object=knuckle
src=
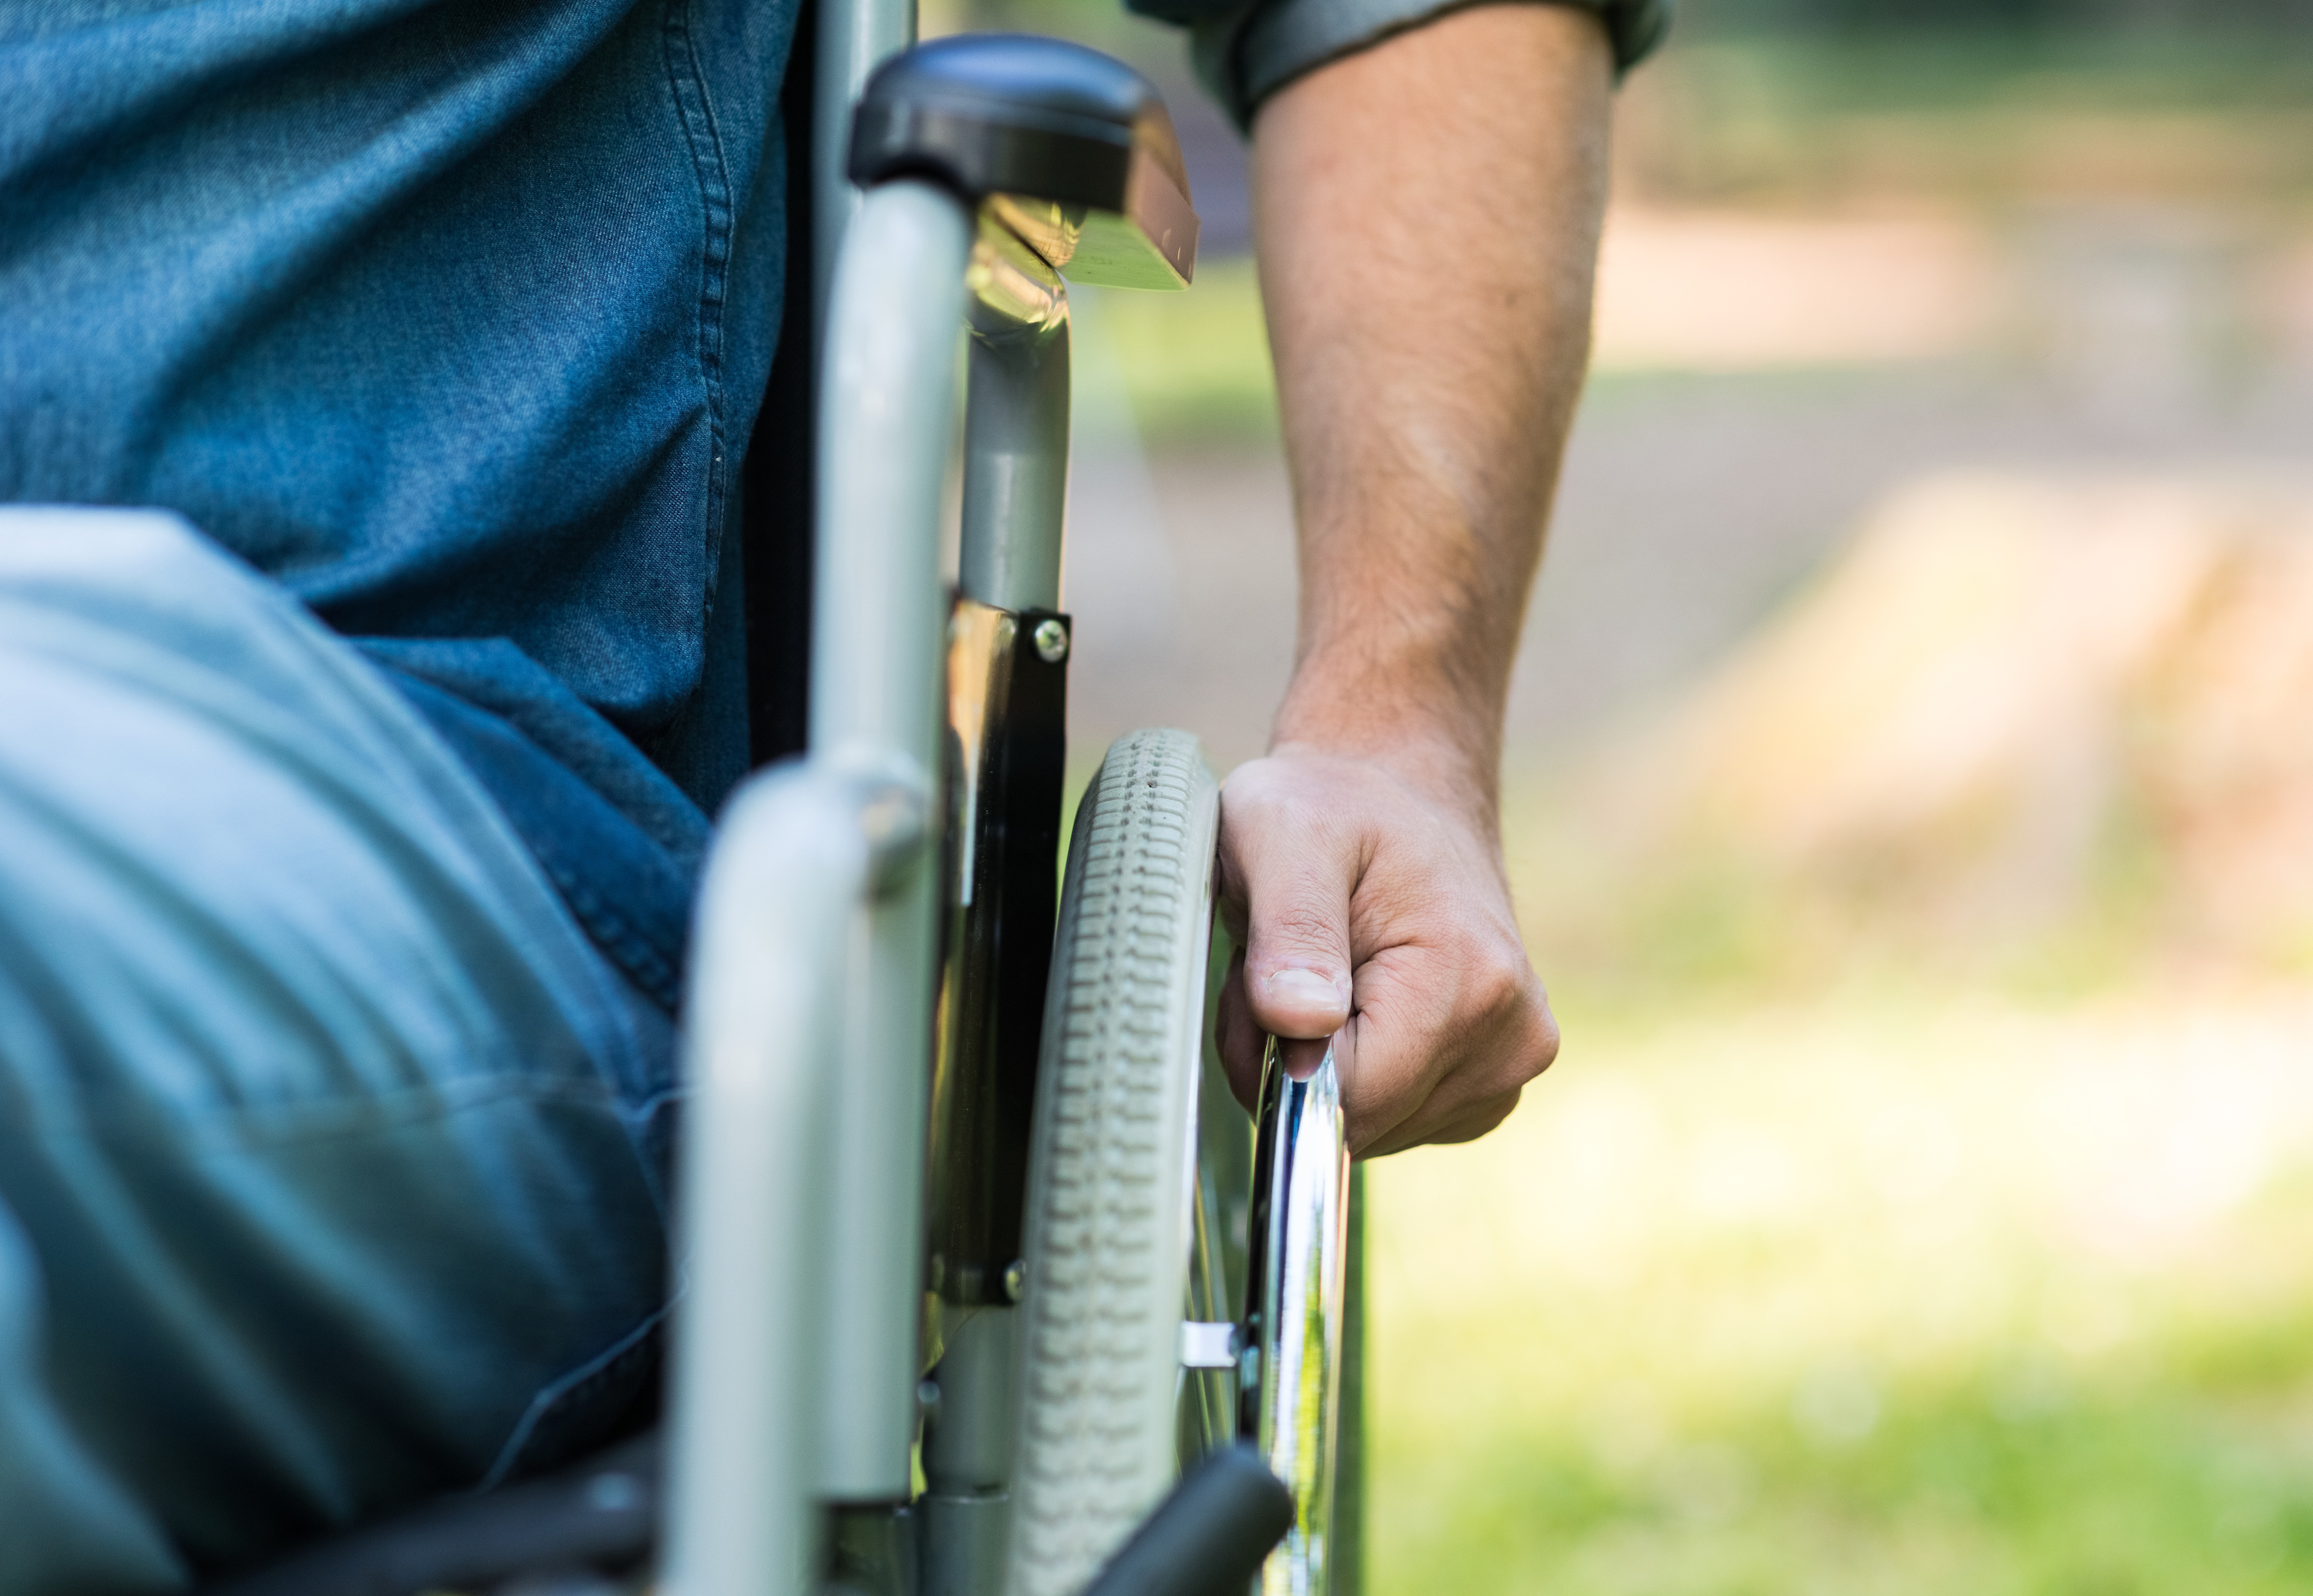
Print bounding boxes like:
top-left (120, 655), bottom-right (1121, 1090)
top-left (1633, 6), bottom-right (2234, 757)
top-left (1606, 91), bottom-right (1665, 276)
top-left (1219, 762), bottom-right (1296, 825)
top-left (1223, 765), bottom-right (1366, 855)
top-left (1533, 1009), bottom-right (1563, 1073)
top-left (1463, 944), bottom-right (1534, 1023)
top-left (1258, 901), bottom-right (1350, 955)
top-left (1508, 985), bottom-right (1561, 1079)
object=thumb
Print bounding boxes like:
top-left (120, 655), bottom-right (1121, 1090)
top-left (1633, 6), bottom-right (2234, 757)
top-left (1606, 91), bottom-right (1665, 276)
top-left (1220, 785), bottom-right (1359, 1048)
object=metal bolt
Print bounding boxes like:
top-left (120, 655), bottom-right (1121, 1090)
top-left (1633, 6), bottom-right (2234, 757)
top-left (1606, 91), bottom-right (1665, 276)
top-left (1003, 1258), bottom-right (1027, 1301)
top-left (1032, 618), bottom-right (1069, 664)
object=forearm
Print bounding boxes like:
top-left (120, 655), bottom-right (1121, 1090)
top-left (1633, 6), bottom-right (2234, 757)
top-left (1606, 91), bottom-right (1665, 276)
top-left (1250, 4), bottom-right (1612, 817)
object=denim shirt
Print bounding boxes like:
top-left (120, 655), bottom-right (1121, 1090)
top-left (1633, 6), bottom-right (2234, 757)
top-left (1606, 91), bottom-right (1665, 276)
top-left (0, 0), bottom-right (1657, 1015)
top-left (2, 0), bottom-right (800, 1010)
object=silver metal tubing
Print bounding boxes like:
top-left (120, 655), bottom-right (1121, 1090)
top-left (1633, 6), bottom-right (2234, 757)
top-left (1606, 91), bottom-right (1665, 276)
top-left (808, 177), bottom-right (975, 1502)
top-left (812, 0), bottom-right (917, 333)
top-left (958, 217), bottom-right (1069, 614)
top-left (1333, 1167), bottom-right (1368, 1596)
top-left (1244, 1039), bottom-right (1353, 1596)
top-left (662, 763), bottom-right (928, 1596)
top-left (812, 177), bottom-right (971, 764)
top-left (921, 1305), bottom-right (1018, 1596)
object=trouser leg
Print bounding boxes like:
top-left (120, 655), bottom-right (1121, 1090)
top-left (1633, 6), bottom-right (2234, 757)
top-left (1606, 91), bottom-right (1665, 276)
top-left (0, 509), bottom-right (677, 1591)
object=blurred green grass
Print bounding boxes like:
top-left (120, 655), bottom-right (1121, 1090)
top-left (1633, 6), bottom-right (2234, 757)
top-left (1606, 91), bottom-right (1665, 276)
top-left (1353, 668), bottom-right (2313, 1587)
top-left (1096, 259), bottom-right (1278, 444)
top-left (1365, 986), bottom-right (2313, 1594)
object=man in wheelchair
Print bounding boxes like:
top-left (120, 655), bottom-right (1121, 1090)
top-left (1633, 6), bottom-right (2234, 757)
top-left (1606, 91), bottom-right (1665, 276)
top-left (0, 0), bottom-right (1659, 1587)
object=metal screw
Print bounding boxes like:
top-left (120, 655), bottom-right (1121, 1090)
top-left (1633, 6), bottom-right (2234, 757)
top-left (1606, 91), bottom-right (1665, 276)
top-left (1003, 1258), bottom-right (1027, 1301)
top-left (1032, 618), bottom-right (1069, 664)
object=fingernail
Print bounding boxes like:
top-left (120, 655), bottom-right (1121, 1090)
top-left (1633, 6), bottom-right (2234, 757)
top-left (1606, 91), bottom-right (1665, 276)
top-left (1264, 968), bottom-right (1348, 1011)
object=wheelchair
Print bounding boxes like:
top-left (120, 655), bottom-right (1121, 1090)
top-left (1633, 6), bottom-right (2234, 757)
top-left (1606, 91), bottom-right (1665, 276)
top-left (209, 16), bottom-right (1360, 1596)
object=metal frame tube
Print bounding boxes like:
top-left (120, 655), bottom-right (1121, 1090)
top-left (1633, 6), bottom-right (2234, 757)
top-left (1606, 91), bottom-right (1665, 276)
top-left (921, 1305), bottom-right (1018, 1596)
top-left (812, 178), bottom-right (971, 766)
top-left (810, 177), bottom-right (976, 1501)
top-left (958, 222), bottom-right (1071, 614)
top-left (1244, 1039), bottom-right (1353, 1596)
top-left (662, 769), bottom-right (884, 1596)
top-left (914, 215), bottom-right (1073, 1596)
top-left (667, 175), bottom-right (971, 1594)
top-left (812, 0), bottom-right (917, 333)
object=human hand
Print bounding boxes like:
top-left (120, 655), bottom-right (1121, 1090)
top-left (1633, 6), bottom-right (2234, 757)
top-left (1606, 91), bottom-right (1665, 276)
top-left (1213, 742), bottom-right (1560, 1158)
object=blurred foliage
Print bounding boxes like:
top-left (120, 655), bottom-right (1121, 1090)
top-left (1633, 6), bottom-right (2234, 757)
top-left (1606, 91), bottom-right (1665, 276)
top-left (1501, 779), bottom-right (2188, 1016)
top-left (1366, 991), bottom-right (2313, 1594)
top-left (950, 0), bottom-right (2313, 41)
top-left (1072, 10), bottom-right (2313, 437)
top-left (1616, 34), bottom-right (2313, 209)
top-left (1375, 1362), bottom-right (2313, 1595)
top-left (1501, 468), bottom-right (2313, 1008)
top-left (1372, 474), bottom-right (2313, 1587)
top-left (1091, 262), bottom-right (1277, 443)
top-left (1682, 0), bottom-right (2313, 37)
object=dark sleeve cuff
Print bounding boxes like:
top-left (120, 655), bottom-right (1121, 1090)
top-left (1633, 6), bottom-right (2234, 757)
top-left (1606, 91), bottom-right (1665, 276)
top-left (1127, 0), bottom-right (1669, 134)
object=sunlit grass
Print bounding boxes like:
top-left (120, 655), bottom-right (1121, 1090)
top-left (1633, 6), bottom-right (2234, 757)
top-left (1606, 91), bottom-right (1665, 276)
top-left (1365, 981), bottom-right (2313, 1594)
top-left (1355, 752), bottom-right (2313, 1591)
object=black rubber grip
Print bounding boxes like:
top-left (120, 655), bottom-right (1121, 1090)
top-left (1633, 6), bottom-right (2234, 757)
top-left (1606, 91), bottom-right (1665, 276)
top-left (1080, 1444), bottom-right (1295, 1596)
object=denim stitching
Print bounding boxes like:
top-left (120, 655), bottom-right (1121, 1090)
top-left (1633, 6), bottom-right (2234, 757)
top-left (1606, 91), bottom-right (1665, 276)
top-left (662, 0), bottom-right (736, 553)
top-left (0, 1072), bottom-right (635, 1148)
top-left (531, 843), bottom-right (685, 1015)
top-left (481, 1300), bottom-right (672, 1489)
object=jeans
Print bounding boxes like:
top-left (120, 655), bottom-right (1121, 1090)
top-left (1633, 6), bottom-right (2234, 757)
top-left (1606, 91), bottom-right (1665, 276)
top-left (2, 2), bottom-right (800, 1581)
top-left (0, 0), bottom-right (803, 1009)
top-left (0, 510), bottom-right (678, 1591)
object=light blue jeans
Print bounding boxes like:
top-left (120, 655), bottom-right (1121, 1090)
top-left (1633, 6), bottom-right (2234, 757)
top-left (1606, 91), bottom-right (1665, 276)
top-left (0, 510), bottom-right (678, 1592)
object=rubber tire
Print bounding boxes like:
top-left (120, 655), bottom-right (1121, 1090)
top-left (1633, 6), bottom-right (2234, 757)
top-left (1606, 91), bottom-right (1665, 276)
top-left (1003, 729), bottom-right (1221, 1596)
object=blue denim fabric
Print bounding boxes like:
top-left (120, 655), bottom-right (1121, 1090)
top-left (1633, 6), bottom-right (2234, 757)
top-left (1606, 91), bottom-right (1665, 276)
top-left (0, 0), bottom-right (802, 1008)
top-left (0, 508), bottom-right (678, 1591)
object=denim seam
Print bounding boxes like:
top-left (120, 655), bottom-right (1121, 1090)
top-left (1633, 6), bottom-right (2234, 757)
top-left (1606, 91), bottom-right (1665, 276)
top-left (0, 1072), bottom-right (631, 1150)
top-left (662, 0), bottom-right (736, 574)
top-left (529, 841), bottom-right (685, 1015)
top-left (480, 1300), bottom-right (672, 1490)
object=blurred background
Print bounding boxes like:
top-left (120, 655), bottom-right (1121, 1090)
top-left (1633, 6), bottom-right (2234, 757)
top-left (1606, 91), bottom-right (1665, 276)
top-left (937, 0), bottom-right (2313, 1588)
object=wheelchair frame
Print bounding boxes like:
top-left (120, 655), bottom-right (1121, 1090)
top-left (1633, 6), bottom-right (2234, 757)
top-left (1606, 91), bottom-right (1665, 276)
top-left (662, 10), bottom-right (1364, 1596)
top-left (184, 5), bottom-right (1364, 1593)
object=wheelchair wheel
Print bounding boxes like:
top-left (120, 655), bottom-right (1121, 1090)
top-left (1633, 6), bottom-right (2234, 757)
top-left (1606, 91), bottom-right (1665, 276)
top-left (1004, 729), bottom-right (1220, 1596)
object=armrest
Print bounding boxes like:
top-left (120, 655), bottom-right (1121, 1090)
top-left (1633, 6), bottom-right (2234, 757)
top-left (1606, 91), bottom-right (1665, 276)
top-left (847, 33), bottom-right (1200, 290)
